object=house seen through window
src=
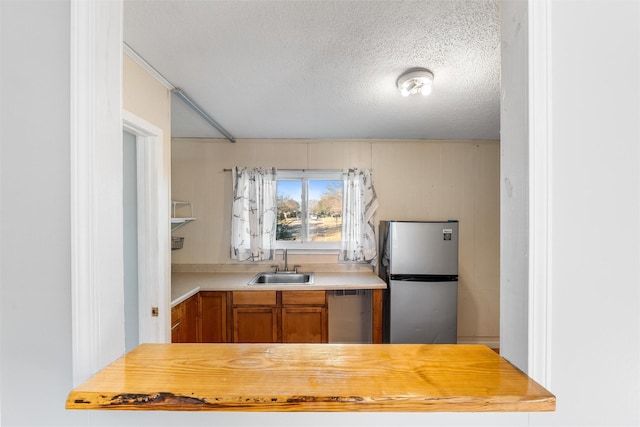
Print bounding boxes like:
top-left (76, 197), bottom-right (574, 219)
top-left (276, 170), bottom-right (343, 249)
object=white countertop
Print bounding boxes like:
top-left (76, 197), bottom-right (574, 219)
top-left (171, 271), bottom-right (386, 306)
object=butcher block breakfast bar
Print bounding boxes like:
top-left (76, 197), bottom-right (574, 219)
top-left (66, 343), bottom-right (555, 412)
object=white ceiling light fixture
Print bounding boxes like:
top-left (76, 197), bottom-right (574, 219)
top-left (397, 68), bottom-right (434, 97)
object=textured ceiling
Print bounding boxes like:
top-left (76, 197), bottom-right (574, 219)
top-left (124, 0), bottom-right (500, 140)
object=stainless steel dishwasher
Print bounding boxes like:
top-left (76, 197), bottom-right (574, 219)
top-left (327, 290), bottom-right (372, 343)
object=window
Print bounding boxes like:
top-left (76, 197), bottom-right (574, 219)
top-left (276, 170), bottom-right (343, 250)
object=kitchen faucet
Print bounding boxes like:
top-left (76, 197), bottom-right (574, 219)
top-left (283, 249), bottom-right (288, 272)
top-left (271, 249), bottom-right (289, 273)
top-left (271, 249), bottom-right (300, 273)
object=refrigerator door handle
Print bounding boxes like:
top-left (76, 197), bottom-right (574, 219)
top-left (389, 274), bottom-right (458, 282)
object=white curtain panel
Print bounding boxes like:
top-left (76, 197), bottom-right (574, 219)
top-left (339, 168), bottom-right (379, 264)
top-left (231, 167), bottom-right (277, 261)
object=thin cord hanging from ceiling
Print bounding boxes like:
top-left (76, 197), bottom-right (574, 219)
top-left (123, 42), bottom-right (236, 143)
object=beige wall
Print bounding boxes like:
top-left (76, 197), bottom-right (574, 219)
top-left (122, 53), bottom-right (173, 260)
top-left (171, 138), bottom-right (500, 343)
top-left (122, 54), bottom-right (172, 152)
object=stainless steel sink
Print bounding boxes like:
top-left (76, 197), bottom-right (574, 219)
top-left (248, 272), bottom-right (314, 285)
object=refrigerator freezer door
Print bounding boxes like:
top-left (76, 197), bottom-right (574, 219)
top-left (389, 279), bottom-right (458, 344)
top-left (387, 221), bottom-right (458, 276)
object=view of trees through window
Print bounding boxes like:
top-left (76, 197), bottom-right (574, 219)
top-left (276, 179), bottom-right (343, 242)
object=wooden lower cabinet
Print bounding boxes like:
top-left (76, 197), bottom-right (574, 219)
top-left (171, 293), bottom-right (199, 343)
top-left (172, 289), bottom-right (331, 344)
top-left (171, 300), bottom-right (186, 343)
top-left (184, 293), bottom-right (200, 343)
top-left (200, 291), bottom-right (230, 343)
top-left (231, 290), bottom-right (328, 344)
top-left (232, 291), bottom-right (278, 343)
top-left (172, 291), bottom-right (229, 343)
top-left (282, 290), bottom-right (327, 343)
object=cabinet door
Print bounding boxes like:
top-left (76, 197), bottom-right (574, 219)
top-left (282, 306), bottom-right (327, 343)
top-left (232, 291), bottom-right (278, 343)
top-left (171, 302), bottom-right (187, 343)
top-left (233, 307), bottom-right (279, 343)
top-left (281, 290), bottom-right (328, 343)
top-left (183, 294), bottom-right (200, 343)
top-left (200, 291), bottom-right (228, 343)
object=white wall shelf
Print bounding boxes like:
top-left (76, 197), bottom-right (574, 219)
top-left (171, 201), bottom-right (196, 232)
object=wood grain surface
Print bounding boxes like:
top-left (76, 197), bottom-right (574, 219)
top-left (66, 343), bottom-right (555, 412)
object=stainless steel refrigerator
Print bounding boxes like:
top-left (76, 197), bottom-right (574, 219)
top-left (379, 220), bottom-right (458, 344)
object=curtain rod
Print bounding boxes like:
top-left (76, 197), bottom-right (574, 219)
top-left (223, 168), bottom-right (344, 172)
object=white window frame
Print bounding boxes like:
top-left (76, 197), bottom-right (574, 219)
top-left (275, 170), bottom-right (343, 251)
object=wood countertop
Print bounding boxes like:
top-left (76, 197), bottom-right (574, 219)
top-left (66, 343), bottom-right (555, 412)
top-left (171, 271), bottom-right (387, 306)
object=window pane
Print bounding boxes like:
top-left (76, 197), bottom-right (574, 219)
top-left (307, 180), bottom-right (342, 242)
top-left (276, 180), bottom-right (301, 241)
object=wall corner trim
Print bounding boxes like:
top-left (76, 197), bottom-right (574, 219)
top-left (124, 42), bottom-right (175, 90)
top-left (70, 0), bottom-right (125, 386)
top-left (527, 0), bottom-right (553, 389)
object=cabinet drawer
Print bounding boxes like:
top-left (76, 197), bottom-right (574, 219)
top-left (282, 290), bottom-right (326, 305)
top-left (233, 291), bottom-right (277, 305)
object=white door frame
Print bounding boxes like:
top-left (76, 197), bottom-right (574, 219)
top-left (123, 110), bottom-right (171, 347)
top-left (70, 0), bottom-right (170, 386)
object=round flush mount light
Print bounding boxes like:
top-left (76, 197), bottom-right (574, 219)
top-left (397, 68), bottom-right (434, 97)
